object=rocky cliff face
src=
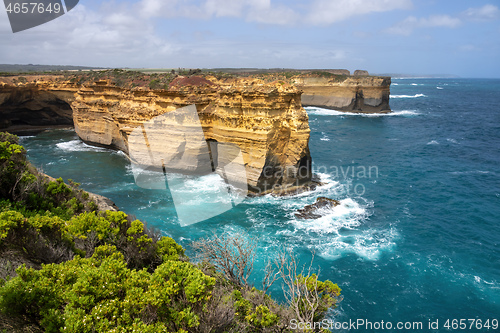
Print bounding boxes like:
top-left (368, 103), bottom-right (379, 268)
top-left (0, 76), bottom-right (78, 132)
top-left (0, 75), bottom-right (312, 195)
top-left (293, 74), bottom-right (391, 113)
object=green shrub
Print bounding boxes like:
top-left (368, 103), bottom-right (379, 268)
top-left (156, 236), bottom-right (185, 262)
top-left (68, 211), bottom-right (116, 241)
top-left (0, 211), bottom-right (25, 240)
top-left (0, 245), bottom-right (215, 332)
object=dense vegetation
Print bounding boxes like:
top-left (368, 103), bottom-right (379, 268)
top-left (0, 132), bottom-right (341, 332)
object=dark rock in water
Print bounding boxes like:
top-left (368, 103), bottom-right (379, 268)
top-left (295, 197), bottom-right (340, 219)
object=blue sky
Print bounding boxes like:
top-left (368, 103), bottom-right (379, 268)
top-left (1, 0), bottom-right (499, 77)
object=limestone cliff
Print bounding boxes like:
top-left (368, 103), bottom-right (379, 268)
top-left (293, 74), bottom-right (391, 113)
top-left (0, 74), bottom-right (312, 195)
top-left (0, 76), bottom-right (78, 132)
top-left (243, 71), bottom-right (391, 113)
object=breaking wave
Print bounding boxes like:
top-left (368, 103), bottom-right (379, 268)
top-left (390, 94), bottom-right (426, 99)
top-left (56, 140), bottom-right (109, 152)
top-left (306, 107), bottom-right (420, 117)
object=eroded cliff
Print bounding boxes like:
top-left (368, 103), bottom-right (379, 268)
top-left (0, 76), bottom-right (78, 132)
top-left (294, 74), bottom-right (391, 113)
top-left (217, 69), bottom-right (391, 113)
top-left (0, 73), bottom-right (313, 195)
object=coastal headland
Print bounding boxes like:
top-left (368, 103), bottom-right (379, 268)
top-left (0, 69), bottom-right (391, 195)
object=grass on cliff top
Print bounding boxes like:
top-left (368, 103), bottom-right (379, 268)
top-left (63, 68), bottom-right (178, 90)
top-left (1, 68), bottom-right (357, 90)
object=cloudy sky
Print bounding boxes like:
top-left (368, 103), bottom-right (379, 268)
top-left (1, 0), bottom-right (499, 77)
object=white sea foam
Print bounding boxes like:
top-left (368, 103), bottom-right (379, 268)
top-left (306, 107), bottom-right (420, 117)
top-left (289, 197), bottom-right (397, 260)
top-left (320, 132), bottom-right (330, 141)
top-left (138, 199), bottom-right (162, 211)
top-left (167, 173), bottom-right (244, 208)
top-left (449, 170), bottom-right (492, 175)
top-left (390, 94), bottom-right (426, 98)
top-left (292, 198), bottom-right (365, 232)
top-left (56, 140), bottom-right (109, 152)
top-left (446, 138), bottom-right (458, 144)
top-left (437, 87), bottom-right (444, 90)
top-left (427, 140), bottom-right (439, 145)
top-left (18, 135), bottom-right (36, 141)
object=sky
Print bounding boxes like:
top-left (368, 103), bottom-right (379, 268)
top-left (1, 0), bottom-right (500, 77)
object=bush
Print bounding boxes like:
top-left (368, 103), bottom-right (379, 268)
top-left (0, 133), bottom-right (28, 200)
top-left (1, 132), bottom-right (100, 219)
top-left (0, 245), bottom-right (215, 332)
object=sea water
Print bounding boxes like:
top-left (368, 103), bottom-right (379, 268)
top-left (20, 78), bottom-right (500, 331)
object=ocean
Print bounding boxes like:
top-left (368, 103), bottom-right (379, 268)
top-left (19, 78), bottom-right (500, 331)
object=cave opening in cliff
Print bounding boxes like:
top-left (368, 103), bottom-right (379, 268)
top-left (0, 89), bottom-right (74, 132)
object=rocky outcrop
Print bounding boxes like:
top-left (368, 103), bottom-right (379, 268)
top-left (0, 74), bottom-right (313, 195)
top-left (294, 74), bottom-right (391, 113)
top-left (295, 197), bottom-right (340, 219)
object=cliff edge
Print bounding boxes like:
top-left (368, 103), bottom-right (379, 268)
top-left (0, 73), bottom-right (313, 196)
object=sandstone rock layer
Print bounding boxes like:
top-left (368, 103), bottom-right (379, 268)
top-left (1, 75), bottom-right (313, 195)
top-left (295, 75), bottom-right (391, 113)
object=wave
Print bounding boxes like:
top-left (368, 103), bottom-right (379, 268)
top-left (437, 87), bottom-right (444, 90)
top-left (306, 107), bottom-right (420, 117)
top-left (390, 94), bottom-right (426, 98)
top-left (320, 132), bottom-right (330, 141)
top-left (245, 171), bottom-right (398, 261)
top-left (289, 198), bottom-right (397, 260)
top-left (427, 140), bottom-right (439, 145)
top-left (449, 170), bottom-right (492, 176)
top-left (18, 135), bottom-right (36, 140)
top-left (56, 140), bottom-right (110, 152)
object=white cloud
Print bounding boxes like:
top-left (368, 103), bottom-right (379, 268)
top-left (385, 14), bottom-right (461, 35)
top-left (137, 0), bottom-right (300, 25)
top-left (421, 15), bottom-right (461, 28)
top-left (136, 0), bottom-right (413, 26)
top-left (0, 4), bottom-right (178, 67)
top-left (306, 0), bottom-right (413, 25)
top-left (462, 4), bottom-right (500, 22)
top-left (386, 4), bottom-right (500, 36)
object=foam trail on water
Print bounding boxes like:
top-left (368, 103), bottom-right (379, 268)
top-left (390, 94), bottom-right (426, 99)
top-left (56, 140), bottom-right (109, 152)
top-left (306, 107), bottom-right (420, 117)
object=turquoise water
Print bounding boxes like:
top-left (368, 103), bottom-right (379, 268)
top-left (20, 78), bottom-right (500, 331)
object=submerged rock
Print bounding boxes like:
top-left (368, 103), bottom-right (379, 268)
top-left (295, 197), bottom-right (340, 219)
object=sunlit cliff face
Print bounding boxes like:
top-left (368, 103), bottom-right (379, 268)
top-left (0, 75), bottom-right (313, 195)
